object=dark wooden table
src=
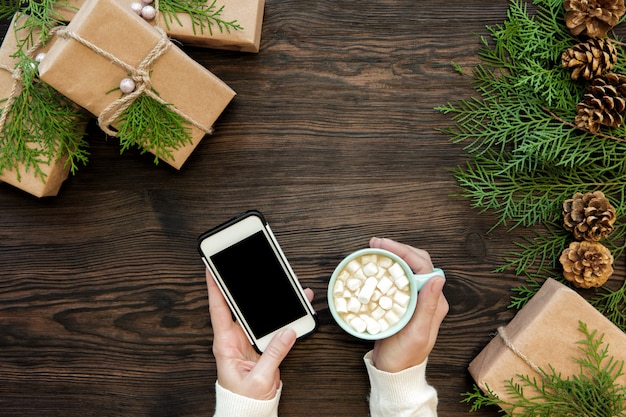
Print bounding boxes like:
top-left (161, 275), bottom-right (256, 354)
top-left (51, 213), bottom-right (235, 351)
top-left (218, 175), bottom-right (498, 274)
top-left (0, 1), bottom-right (552, 415)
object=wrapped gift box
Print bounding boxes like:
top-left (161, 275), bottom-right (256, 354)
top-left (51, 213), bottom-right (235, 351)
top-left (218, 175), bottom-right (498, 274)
top-left (59, 0), bottom-right (265, 53)
top-left (39, 0), bottom-right (236, 169)
top-left (468, 278), bottom-right (626, 407)
top-left (0, 14), bottom-right (86, 197)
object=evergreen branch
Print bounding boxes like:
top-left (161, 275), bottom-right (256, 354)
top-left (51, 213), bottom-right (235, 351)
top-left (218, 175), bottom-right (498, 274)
top-left (10, 0), bottom-right (69, 50)
top-left (0, 55), bottom-right (88, 180)
top-left (590, 281), bottom-right (626, 332)
top-left (114, 93), bottom-right (192, 165)
top-left (439, 0), bottom-right (626, 329)
top-left (462, 322), bottom-right (626, 415)
top-left (0, 1), bottom-right (21, 20)
top-left (159, 0), bottom-right (243, 36)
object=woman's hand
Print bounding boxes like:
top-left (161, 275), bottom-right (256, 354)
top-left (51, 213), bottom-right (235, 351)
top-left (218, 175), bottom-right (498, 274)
top-left (368, 237), bottom-right (449, 373)
top-left (206, 269), bottom-right (314, 400)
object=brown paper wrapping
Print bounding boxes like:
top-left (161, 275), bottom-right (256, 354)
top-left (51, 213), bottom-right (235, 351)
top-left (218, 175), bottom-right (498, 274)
top-left (39, 0), bottom-right (236, 169)
top-left (468, 278), bottom-right (626, 407)
top-left (0, 15), bottom-right (83, 197)
top-left (58, 0), bottom-right (265, 53)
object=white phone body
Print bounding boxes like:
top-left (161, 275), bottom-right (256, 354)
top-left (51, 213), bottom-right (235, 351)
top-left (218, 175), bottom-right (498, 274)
top-left (198, 210), bottom-right (317, 352)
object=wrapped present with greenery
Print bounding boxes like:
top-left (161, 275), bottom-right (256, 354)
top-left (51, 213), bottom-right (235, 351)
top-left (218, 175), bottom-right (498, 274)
top-left (38, 0), bottom-right (236, 169)
top-left (466, 278), bottom-right (626, 415)
top-left (0, 12), bottom-right (88, 197)
top-left (60, 0), bottom-right (264, 53)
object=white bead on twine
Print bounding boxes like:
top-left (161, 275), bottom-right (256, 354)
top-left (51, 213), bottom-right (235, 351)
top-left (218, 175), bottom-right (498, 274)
top-left (141, 5), bottom-right (157, 20)
top-left (142, 0), bottom-right (154, 4)
top-left (130, 1), bottom-right (143, 15)
top-left (35, 52), bottom-right (46, 62)
top-left (119, 78), bottom-right (136, 94)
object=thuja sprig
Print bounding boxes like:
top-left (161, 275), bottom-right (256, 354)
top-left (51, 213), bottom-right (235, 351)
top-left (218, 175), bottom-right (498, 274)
top-left (590, 281), bottom-right (626, 333)
top-left (437, 0), bottom-right (626, 328)
top-left (159, 0), bottom-right (243, 36)
top-left (462, 322), bottom-right (626, 416)
top-left (0, 54), bottom-right (89, 180)
top-left (2, 0), bottom-right (71, 50)
top-left (114, 93), bottom-right (192, 165)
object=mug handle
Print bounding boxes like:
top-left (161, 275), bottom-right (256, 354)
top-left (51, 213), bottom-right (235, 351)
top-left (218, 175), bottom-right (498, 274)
top-left (412, 268), bottom-right (445, 292)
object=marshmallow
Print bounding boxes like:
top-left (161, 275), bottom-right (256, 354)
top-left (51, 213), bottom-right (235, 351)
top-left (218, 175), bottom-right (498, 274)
top-left (346, 278), bottom-right (361, 292)
top-left (378, 296), bottom-right (393, 310)
top-left (395, 275), bottom-right (410, 290)
top-left (353, 268), bottom-right (367, 281)
top-left (378, 256), bottom-right (393, 268)
top-left (363, 262), bottom-right (378, 276)
top-left (371, 306), bottom-right (385, 320)
top-left (357, 277), bottom-right (378, 304)
top-left (346, 260), bottom-right (361, 274)
top-left (388, 262), bottom-right (405, 280)
top-left (334, 297), bottom-right (348, 313)
top-left (364, 317), bottom-right (381, 334)
top-left (350, 316), bottom-right (367, 333)
top-left (376, 276), bottom-right (394, 294)
top-left (371, 289), bottom-right (382, 302)
top-left (361, 254), bottom-right (378, 265)
top-left (385, 310), bottom-right (400, 326)
top-left (333, 279), bottom-right (345, 295)
top-left (393, 291), bottom-right (411, 307)
top-left (347, 297), bottom-right (361, 313)
top-left (378, 318), bottom-right (389, 332)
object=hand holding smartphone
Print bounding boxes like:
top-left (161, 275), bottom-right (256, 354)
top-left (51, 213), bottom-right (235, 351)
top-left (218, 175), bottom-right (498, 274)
top-left (198, 210), bottom-right (317, 352)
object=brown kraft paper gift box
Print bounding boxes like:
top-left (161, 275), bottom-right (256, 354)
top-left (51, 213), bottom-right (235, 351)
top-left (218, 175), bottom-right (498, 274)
top-left (468, 278), bottom-right (626, 407)
top-left (57, 0), bottom-right (265, 53)
top-left (39, 0), bottom-right (236, 170)
top-left (0, 14), bottom-right (86, 197)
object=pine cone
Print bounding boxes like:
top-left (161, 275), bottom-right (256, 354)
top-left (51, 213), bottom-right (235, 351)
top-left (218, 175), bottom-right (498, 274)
top-left (559, 240), bottom-right (613, 288)
top-left (562, 38), bottom-right (617, 81)
top-left (563, 191), bottom-right (616, 241)
top-left (564, 0), bottom-right (626, 38)
top-left (575, 73), bottom-right (626, 133)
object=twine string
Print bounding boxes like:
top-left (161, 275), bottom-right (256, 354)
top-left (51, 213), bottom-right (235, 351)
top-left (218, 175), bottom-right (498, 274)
top-left (0, 26), bottom-right (57, 135)
top-left (497, 326), bottom-right (542, 375)
top-left (54, 25), bottom-right (213, 136)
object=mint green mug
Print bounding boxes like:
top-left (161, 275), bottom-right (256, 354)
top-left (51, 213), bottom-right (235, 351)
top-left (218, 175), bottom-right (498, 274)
top-left (327, 248), bottom-right (444, 340)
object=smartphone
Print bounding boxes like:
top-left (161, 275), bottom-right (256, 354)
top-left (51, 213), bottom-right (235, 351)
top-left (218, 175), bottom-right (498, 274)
top-left (198, 210), bottom-right (317, 352)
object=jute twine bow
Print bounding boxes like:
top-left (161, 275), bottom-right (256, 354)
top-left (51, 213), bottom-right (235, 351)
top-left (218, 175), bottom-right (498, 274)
top-left (54, 24), bottom-right (213, 137)
top-left (497, 326), bottom-right (542, 374)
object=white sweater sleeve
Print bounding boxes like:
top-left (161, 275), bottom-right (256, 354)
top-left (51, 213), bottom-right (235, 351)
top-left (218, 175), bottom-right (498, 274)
top-left (363, 351), bottom-right (438, 417)
top-left (213, 381), bottom-right (282, 417)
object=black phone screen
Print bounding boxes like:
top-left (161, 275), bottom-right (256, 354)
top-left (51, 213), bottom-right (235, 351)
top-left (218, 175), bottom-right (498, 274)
top-left (210, 231), bottom-right (308, 338)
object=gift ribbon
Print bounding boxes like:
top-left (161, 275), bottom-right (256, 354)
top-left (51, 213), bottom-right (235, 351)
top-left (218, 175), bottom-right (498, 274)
top-left (497, 326), bottom-right (542, 374)
top-left (54, 25), bottom-right (213, 137)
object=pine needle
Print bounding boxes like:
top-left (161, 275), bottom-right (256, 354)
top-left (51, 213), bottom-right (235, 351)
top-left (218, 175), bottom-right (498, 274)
top-left (437, 0), bottom-right (626, 329)
top-left (159, 0), bottom-right (243, 36)
top-left (114, 93), bottom-right (192, 165)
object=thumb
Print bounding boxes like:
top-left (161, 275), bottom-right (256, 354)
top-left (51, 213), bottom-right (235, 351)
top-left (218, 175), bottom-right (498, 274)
top-left (252, 328), bottom-right (297, 379)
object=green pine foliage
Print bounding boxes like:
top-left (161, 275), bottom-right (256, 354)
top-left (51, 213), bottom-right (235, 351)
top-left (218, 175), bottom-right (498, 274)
top-left (462, 322), bottom-right (626, 416)
top-left (160, 0), bottom-right (243, 35)
top-left (0, 53), bottom-right (88, 181)
top-left (437, 0), bottom-right (626, 330)
top-left (114, 93), bottom-right (192, 165)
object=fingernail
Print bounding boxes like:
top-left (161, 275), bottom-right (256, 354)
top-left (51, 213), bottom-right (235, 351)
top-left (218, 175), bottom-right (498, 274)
top-left (431, 276), bottom-right (445, 293)
top-left (279, 328), bottom-right (296, 345)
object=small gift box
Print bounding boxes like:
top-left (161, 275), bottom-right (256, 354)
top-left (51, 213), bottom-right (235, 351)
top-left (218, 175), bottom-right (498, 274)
top-left (468, 278), bottom-right (626, 407)
top-left (59, 0), bottom-right (265, 53)
top-left (0, 14), bottom-right (87, 197)
top-left (39, 0), bottom-right (236, 169)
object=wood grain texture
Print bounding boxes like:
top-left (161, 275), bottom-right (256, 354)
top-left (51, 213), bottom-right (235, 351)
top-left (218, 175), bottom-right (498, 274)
top-left (0, 1), bottom-right (581, 415)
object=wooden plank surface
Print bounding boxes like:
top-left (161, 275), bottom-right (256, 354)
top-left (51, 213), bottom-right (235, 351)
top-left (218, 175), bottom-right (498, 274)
top-left (0, 0), bottom-right (602, 415)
